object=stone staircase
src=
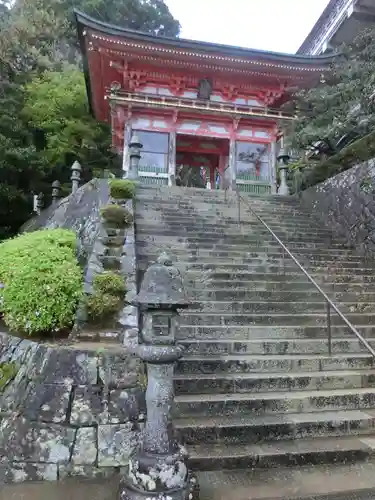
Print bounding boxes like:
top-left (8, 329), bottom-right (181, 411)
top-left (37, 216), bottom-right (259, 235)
top-left (135, 184), bottom-right (375, 500)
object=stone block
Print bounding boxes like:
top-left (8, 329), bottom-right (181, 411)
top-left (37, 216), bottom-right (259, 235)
top-left (23, 382), bottom-right (72, 423)
top-left (30, 347), bottom-right (98, 385)
top-left (70, 385), bottom-right (106, 425)
top-left (98, 351), bottom-right (138, 388)
top-left (71, 427), bottom-right (97, 465)
top-left (97, 423), bottom-right (139, 466)
top-left (0, 417), bottom-right (76, 464)
top-left (0, 462), bottom-right (58, 483)
top-left (59, 464), bottom-right (118, 479)
top-left (108, 387), bottom-right (145, 424)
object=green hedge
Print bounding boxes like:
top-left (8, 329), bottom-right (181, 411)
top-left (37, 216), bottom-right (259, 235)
top-left (86, 271), bottom-right (126, 324)
top-left (109, 179), bottom-right (135, 200)
top-left (0, 229), bottom-right (83, 337)
top-left (301, 130), bottom-right (375, 189)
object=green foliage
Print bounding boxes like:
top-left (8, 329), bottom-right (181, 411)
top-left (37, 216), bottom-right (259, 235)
top-left (101, 204), bottom-right (133, 227)
top-left (93, 271), bottom-right (126, 296)
top-left (0, 361), bottom-right (18, 391)
top-left (295, 129), bottom-right (375, 189)
top-left (289, 28), bottom-right (375, 154)
top-left (109, 179), bottom-right (136, 200)
top-left (0, 0), bottom-right (179, 239)
top-left (86, 271), bottom-right (126, 323)
top-left (0, 229), bottom-right (83, 336)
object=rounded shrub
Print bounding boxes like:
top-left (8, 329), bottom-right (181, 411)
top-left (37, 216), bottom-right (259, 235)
top-left (109, 179), bottom-right (136, 200)
top-left (100, 204), bottom-right (133, 228)
top-left (0, 229), bottom-right (83, 337)
top-left (86, 271), bottom-right (126, 324)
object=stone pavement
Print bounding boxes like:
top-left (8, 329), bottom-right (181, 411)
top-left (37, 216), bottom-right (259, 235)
top-left (0, 477), bottom-right (119, 500)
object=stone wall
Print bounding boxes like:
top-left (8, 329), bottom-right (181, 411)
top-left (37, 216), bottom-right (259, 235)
top-left (299, 159), bottom-right (375, 257)
top-left (0, 179), bottom-right (143, 484)
top-left (0, 333), bottom-right (145, 483)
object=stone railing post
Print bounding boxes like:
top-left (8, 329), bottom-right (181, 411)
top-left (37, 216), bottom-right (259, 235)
top-left (127, 134), bottom-right (143, 181)
top-left (71, 161), bottom-right (82, 193)
top-left (51, 180), bottom-right (61, 205)
top-left (120, 253), bottom-right (196, 500)
top-left (277, 148), bottom-right (290, 196)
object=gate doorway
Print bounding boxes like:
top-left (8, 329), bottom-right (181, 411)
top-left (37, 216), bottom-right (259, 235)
top-left (175, 135), bottom-right (229, 189)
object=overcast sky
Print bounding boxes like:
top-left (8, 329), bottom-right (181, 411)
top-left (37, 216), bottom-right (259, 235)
top-left (165, 0), bottom-right (330, 54)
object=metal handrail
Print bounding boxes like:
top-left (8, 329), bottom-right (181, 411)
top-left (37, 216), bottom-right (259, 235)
top-left (233, 188), bottom-right (375, 357)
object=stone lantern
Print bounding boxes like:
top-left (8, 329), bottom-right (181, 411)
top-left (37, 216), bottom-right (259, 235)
top-left (51, 180), bottom-right (61, 204)
top-left (127, 134), bottom-right (143, 181)
top-left (120, 253), bottom-right (194, 500)
top-left (277, 148), bottom-right (290, 196)
top-left (71, 161), bottom-right (82, 193)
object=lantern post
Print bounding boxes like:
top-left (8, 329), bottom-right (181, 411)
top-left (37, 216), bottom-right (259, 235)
top-left (120, 253), bottom-right (196, 500)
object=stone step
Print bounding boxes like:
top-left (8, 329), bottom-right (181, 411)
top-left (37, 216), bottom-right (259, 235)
top-left (136, 228), bottom-right (339, 244)
top-left (183, 271), bottom-right (375, 283)
top-left (176, 325), bottom-right (375, 340)
top-left (185, 301), bottom-right (375, 315)
top-left (136, 236), bottom-right (349, 250)
top-left (137, 243), bottom-right (358, 257)
top-left (135, 222), bottom-right (336, 238)
top-left (175, 409), bottom-right (375, 445)
top-left (178, 313), bottom-right (375, 327)
top-left (137, 253), bottom-right (370, 269)
top-left (135, 215), bottom-right (330, 231)
top-left (189, 434), bottom-right (375, 473)
top-left (178, 337), bottom-right (375, 356)
top-left (174, 387), bottom-right (375, 418)
top-left (174, 369), bottom-right (375, 394)
top-left (185, 280), bottom-right (375, 292)
top-left (183, 289), bottom-right (375, 302)
top-left (176, 353), bottom-right (375, 375)
top-left (140, 261), bottom-right (375, 277)
top-left (196, 461), bottom-right (375, 500)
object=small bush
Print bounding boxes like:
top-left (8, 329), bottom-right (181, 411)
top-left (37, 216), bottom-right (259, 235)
top-left (86, 293), bottom-right (122, 322)
top-left (93, 272), bottom-right (126, 296)
top-left (0, 229), bottom-right (83, 336)
top-left (101, 204), bottom-right (133, 228)
top-left (86, 271), bottom-right (126, 324)
top-left (109, 179), bottom-right (135, 200)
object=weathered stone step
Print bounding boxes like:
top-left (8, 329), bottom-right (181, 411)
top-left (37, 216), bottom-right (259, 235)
top-left (186, 280), bottom-right (375, 293)
top-left (176, 353), bottom-right (375, 375)
top-left (135, 213), bottom-right (328, 229)
top-left (140, 261), bottom-right (375, 276)
top-left (184, 271), bottom-right (375, 283)
top-left (196, 460), bottom-right (375, 500)
top-left (178, 312), bottom-right (375, 327)
top-left (185, 301), bottom-right (373, 315)
top-left (176, 325), bottom-right (375, 341)
top-left (175, 409), bottom-right (375, 445)
top-left (136, 228), bottom-right (339, 244)
top-left (185, 289), bottom-right (375, 303)
top-left (135, 220), bottom-right (334, 235)
top-left (136, 235), bottom-right (348, 250)
top-left (174, 369), bottom-right (375, 394)
top-left (189, 434), bottom-right (375, 475)
top-left (178, 337), bottom-right (375, 355)
top-left (138, 251), bottom-right (369, 268)
top-left (174, 387), bottom-right (375, 417)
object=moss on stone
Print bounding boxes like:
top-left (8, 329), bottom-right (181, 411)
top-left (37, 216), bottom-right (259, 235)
top-left (109, 179), bottom-right (136, 200)
top-left (100, 204), bottom-right (133, 228)
top-left (0, 362), bottom-right (18, 392)
top-left (137, 361), bottom-right (148, 391)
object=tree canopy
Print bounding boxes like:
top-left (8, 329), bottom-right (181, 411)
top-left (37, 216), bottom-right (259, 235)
top-left (0, 0), bottom-right (180, 239)
top-left (289, 27), bottom-right (375, 155)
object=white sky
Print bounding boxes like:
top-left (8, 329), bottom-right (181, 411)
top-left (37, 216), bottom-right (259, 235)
top-left (165, 0), bottom-right (330, 54)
